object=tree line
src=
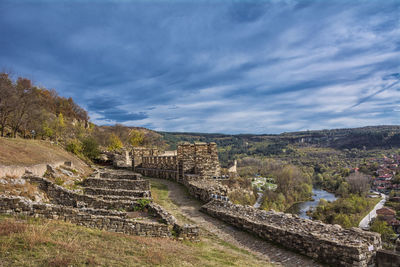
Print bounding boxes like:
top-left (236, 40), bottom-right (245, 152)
top-left (0, 72), bottom-right (166, 161)
top-left (0, 72), bottom-right (88, 139)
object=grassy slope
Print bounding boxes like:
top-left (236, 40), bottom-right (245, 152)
top-left (0, 137), bottom-right (91, 173)
top-left (0, 216), bottom-right (269, 267)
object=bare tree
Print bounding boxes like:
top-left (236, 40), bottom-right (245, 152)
top-left (347, 172), bottom-right (370, 195)
top-left (9, 78), bottom-right (35, 137)
top-left (0, 73), bottom-right (15, 136)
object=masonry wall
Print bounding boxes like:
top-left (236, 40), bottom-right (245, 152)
top-left (82, 178), bottom-right (150, 191)
top-left (376, 250), bottom-right (400, 267)
top-left (24, 176), bottom-right (145, 211)
top-left (201, 200), bottom-right (382, 267)
top-left (131, 147), bottom-right (159, 169)
top-left (194, 142), bottom-right (220, 177)
top-left (0, 195), bottom-right (170, 237)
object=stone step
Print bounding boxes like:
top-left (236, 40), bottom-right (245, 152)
top-left (97, 195), bottom-right (152, 202)
top-left (98, 172), bottom-right (142, 180)
top-left (82, 178), bottom-right (150, 191)
top-left (83, 187), bottom-right (151, 198)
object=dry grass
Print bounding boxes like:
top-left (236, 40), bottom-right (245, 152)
top-left (0, 176), bottom-right (41, 200)
top-left (0, 137), bottom-right (91, 174)
top-left (0, 215), bottom-right (270, 267)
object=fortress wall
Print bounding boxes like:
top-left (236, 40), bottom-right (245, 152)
top-left (194, 143), bottom-right (220, 177)
top-left (0, 195), bottom-right (170, 237)
top-left (131, 147), bottom-right (159, 169)
top-left (141, 156), bottom-right (177, 170)
top-left (201, 200), bottom-right (382, 267)
top-left (177, 143), bottom-right (196, 173)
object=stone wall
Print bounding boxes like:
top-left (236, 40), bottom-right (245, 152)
top-left (133, 142), bottom-right (221, 182)
top-left (82, 178), bottom-right (150, 191)
top-left (131, 147), bottom-right (159, 169)
top-left (24, 175), bottom-right (144, 211)
top-left (376, 250), bottom-right (400, 267)
top-left (141, 156), bottom-right (177, 170)
top-left (83, 187), bottom-right (151, 198)
top-left (135, 168), bottom-right (178, 181)
top-left (182, 177), bottom-right (228, 202)
top-left (201, 200), bottom-right (382, 267)
top-left (0, 195), bottom-right (170, 237)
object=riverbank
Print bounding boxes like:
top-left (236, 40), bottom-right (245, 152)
top-left (286, 188), bottom-right (337, 219)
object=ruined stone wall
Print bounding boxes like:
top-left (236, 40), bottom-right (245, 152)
top-left (182, 175), bottom-right (227, 202)
top-left (134, 142), bottom-right (220, 179)
top-left (82, 178), bottom-right (150, 191)
top-left (201, 200), bottom-right (382, 267)
top-left (131, 147), bottom-right (159, 169)
top-left (177, 143), bottom-right (196, 173)
top-left (135, 168), bottom-right (178, 181)
top-left (194, 142), bottom-right (220, 177)
top-left (141, 156), bottom-right (177, 170)
top-left (0, 195), bottom-right (170, 237)
top-left (24, 176), bottom-right (145, 211)
top-left (84, 187), bottom-right (151, 198)
top-left (376, 250), bottom-right (400, 267)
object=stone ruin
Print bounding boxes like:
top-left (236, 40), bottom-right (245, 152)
top-left (0, 168), bottom-right (199, 240)
top-left (132, 142), bottom-right (227, 202)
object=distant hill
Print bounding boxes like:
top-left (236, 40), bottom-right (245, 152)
top-left (161, 125), bottom-right (400, 149)
top-left (159, 126), bottom-right (400, 166)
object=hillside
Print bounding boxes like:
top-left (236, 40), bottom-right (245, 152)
top-left (0, 137), bottom-right (91, 176)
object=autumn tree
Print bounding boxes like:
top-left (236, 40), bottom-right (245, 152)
top-left (108, 133), bottom-right (123, 151)
top-left (129, 129), bottom-right (144, 147)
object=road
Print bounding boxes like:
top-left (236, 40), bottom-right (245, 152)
top-left (147, 177), bottom-right (322, 267)
top-left (358, 193), bottom-right (387, 229)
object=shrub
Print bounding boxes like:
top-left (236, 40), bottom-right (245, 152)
top-left (107, 133), bottom-right (123, 151)
top-left (81, 137), bottom-right (100, 160)
top-left (134, 199), bottom-right (151, 211)
top-left (66, 139), bottom-right (83, 155)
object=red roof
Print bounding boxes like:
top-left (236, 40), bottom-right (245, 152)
top-left (377, 208), bottom-right (396, 216)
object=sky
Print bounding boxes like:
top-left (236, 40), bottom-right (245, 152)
top-left (0, 0), bottom-right (399, 134)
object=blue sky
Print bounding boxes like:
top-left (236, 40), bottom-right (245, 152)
top-left (1, 0), bottom-right (399, 134)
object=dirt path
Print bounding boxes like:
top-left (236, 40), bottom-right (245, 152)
top-left (148, 177), bottom-right (323, 267)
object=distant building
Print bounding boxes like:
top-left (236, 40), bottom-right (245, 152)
top-left (376, 207), bottom-right (396, 221)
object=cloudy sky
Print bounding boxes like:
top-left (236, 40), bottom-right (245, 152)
top-left (1, 0), bottom-right (399, 134)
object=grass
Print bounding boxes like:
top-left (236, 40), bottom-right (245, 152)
top-left (149, 179), bottom-right (195, 224)
top-left (0, 215), bottom-right (271, 267)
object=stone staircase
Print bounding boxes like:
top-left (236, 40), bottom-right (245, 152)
top-left (0, 168), bottom-right (199, 239)
top-left (82, 168), bottom-right (152, 204)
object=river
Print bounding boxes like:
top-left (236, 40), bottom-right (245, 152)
top-left (286, 188), bottom-right (337, 219)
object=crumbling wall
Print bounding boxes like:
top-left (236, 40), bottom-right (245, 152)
top-left (201, 200), bottom-right (382, 267)
top-left (194, 142), bottom-right (220, 177)
top-left (24, 175), bottom-right (145, 211)
top-left (131, 147), bottom-right (159, 169)
top-left (82, 178), bottom-right (150, 191)
top-left (0, 195), bottom-right (170, 237)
